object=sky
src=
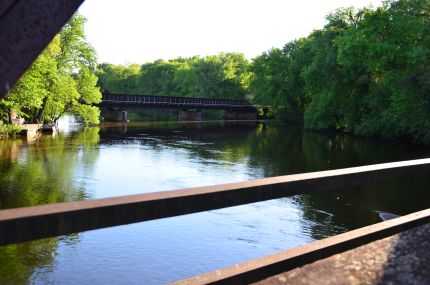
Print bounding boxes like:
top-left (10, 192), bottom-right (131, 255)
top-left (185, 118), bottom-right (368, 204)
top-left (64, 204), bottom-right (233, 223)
top-left (78, 0), bottom-right (383, 65)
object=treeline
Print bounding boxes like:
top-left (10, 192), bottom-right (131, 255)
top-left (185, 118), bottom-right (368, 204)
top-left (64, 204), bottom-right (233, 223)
top-left (3, 0), bottom-right (429, 143)
top-left (96, 53), bottom-right (251, 100)
top-left (0, 14), bottom-right (101, 125)
top-left (251, 0), bottom-right (430, 142)
top-left (96, 0), bottom-right (430, 142)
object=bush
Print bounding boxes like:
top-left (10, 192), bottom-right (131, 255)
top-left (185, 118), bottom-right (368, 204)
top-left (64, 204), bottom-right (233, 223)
top-left (0, 122), bottom-right (22, 138)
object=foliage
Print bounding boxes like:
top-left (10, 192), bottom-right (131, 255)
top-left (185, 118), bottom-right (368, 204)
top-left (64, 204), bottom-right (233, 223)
top-left (97, 53), bottom-right (251, 100)
top-left (335, 0), bottom-right (430, 141)
top-left (248, 0), bottom-right (430, 142)
top-left (2, 13), bottom-right (101, 124)
top-left (0, 122), bottom-right (21, 138)
top-left (250, 41), bottom-right (312, 122)
top-left (3, 0), bottom-right (427, 142)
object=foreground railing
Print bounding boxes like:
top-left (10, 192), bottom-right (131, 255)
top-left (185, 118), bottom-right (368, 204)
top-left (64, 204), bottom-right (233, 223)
top-left (1, 159), bottom-right (430, 283)
top-left (173, 208), bottom-right (430, 285)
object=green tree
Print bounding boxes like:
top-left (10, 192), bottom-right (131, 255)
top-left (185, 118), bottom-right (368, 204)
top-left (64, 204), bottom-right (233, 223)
top-left (136, 60), bottom-right (178, 95)
top-left (250, 41), bottom-right (311, 122)
top-left (249, 0), bottom-right (430, 142)
top-left (2, 13), bottom-right (101, 124)
top-left (96, 63), bottom-right (140, 94)
top-left (336, 0), bottom-right (430, 141)
top-left (194, 53), bottom-right (250, 99)
top-left (303, 7), bottom-right (360, 131)
top-left (97, 53), bottom-right (251, 100)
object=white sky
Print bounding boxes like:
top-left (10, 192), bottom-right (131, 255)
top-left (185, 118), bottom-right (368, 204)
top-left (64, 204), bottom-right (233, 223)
top-left (78, 0), bottom-right (383, 64)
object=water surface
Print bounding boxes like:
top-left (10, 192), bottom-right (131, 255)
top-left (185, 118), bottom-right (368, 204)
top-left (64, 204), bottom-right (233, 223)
top-left (0, 121), bottom-right (429, 284)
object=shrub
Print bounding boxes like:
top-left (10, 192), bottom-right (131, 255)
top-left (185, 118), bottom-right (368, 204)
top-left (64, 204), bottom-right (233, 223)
top-left (0, 121), bottom-right (22, 138)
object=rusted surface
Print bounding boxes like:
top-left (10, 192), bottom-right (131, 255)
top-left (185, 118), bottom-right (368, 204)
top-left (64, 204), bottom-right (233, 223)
top-left (1, 158), bottom-right (430, 246)
top-left (0, 0), bottom-right (15, 18)
top-left (0, 0), bottom-right (84, 98)
top-left (253, 223), bottom-right (430, 285)
top-left (172, 210), bottom-right (430, 285)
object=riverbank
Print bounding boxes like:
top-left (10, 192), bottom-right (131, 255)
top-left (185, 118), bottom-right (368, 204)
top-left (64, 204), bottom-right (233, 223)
top-left (0, 123), bottom-right (59, 140)
top-left (0, 122), bottom-right (21, 139)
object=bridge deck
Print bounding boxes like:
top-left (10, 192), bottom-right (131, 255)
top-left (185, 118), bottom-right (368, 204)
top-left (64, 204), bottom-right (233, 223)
top-left (174, 210), bottom-right (430, 285)
top-left (254, 223), bottom-right (430, 285)
top-left (101, 93), bottom-right (257, 111)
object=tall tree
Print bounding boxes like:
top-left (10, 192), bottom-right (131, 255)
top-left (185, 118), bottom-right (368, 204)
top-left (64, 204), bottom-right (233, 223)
top-left (96, 53), bottom-right (251, 100)
top-left (2, 13), bottom-right (101, 124)
top-left (249, 0), bottom-right (430, 142)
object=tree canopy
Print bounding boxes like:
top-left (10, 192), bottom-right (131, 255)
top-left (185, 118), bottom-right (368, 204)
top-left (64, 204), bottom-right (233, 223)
top-left (2, 13), bottom-right (101, 124)
top-left (2, 0), bottom-right (428, 143)
top-left (249, 0), bottom-right (430, 142)
top-left (96, 53), bottom-right (251, 100)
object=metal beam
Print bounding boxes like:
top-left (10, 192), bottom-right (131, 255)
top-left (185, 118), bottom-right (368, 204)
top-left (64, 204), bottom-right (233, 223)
top-left (0, 0), bottom-right (16, 18)
top-left (172, 209), bottom-right (430, 285)
top-left (0, 158), bottom-right (430, 246)
top-left (0, 0), bottom-right (84, 99)
top-left (100, 93), bottom-right (257, 111)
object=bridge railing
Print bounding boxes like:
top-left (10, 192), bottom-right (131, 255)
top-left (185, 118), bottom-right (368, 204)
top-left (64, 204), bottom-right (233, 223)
top-left (102, 94), bottom-right (251, 107)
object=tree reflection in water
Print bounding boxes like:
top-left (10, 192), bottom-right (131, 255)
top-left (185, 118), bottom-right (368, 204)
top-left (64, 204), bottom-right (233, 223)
top-left (0, 122), bottom-right (429, 283)
top-left (0, 127), bottom-right (100, 284)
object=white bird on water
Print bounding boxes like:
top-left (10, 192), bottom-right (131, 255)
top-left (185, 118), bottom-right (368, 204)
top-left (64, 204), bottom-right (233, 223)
top-left (376, 210), bottom-right (399, 221)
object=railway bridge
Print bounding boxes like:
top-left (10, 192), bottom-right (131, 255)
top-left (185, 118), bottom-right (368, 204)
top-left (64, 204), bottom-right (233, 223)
top-left (100, 93), bottom-right (259, 121)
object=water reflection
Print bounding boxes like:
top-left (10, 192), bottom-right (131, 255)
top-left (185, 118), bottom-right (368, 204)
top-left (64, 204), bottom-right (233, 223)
top-left (0, 122), bottom-right (429, 284)
top-left (0, 127), bottom-right (101, 284)
top-left (0, 127), bottom-right (100, 209)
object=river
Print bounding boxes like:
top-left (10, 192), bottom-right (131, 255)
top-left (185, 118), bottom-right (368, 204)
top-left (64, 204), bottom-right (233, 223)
top-left (0, 121), bottom-right (429, 284)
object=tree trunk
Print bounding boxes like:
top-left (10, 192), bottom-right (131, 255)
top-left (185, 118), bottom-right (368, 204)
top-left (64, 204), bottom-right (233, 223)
top-left (34, 97), bottom-right (48, 123)
top-left (53, 106), bottom-right (69, 125)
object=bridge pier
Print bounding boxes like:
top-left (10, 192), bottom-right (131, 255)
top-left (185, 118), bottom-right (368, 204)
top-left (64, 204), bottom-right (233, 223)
top-left (224, 110), bottom-right (258, 120)
top-left (102, 109), bottom-right (128, 122)
top-left (178, 110), bottom-right (202, 121)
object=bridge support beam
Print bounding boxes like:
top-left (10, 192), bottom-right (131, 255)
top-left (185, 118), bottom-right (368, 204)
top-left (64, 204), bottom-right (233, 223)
top-left (102, 109), bottom-right (128, 122)
top-left (0, 0), bottom-right (85, 99)
top-left (224, 110), bottom-right (258, 120)
top-left (178, 110), bottom-right (202, 121)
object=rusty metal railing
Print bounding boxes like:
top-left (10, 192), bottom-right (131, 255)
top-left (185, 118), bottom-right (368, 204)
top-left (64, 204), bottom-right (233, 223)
top-left (173, 208), bottom-right (430, 285)
top-left (1, 158), bottom-right (430, 246)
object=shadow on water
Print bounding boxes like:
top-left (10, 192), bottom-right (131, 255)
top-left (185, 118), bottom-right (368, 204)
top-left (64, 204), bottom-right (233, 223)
top-left (0, 121), bottom-right (429, 284)
top-left (97, 121), bottom-right (430, 240)
top-left (295, 174), bottom-right (430, 240)
top-left (237, 124), bottom-right (430, 239)
top-left (100, 121), bottom-right (260, 165)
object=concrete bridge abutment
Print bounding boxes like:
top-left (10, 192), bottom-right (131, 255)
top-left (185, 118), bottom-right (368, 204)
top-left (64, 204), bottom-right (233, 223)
top-left (178, 110), bottom-right (203, 121)
top-left (102, 109), bottom-right (128, 122)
